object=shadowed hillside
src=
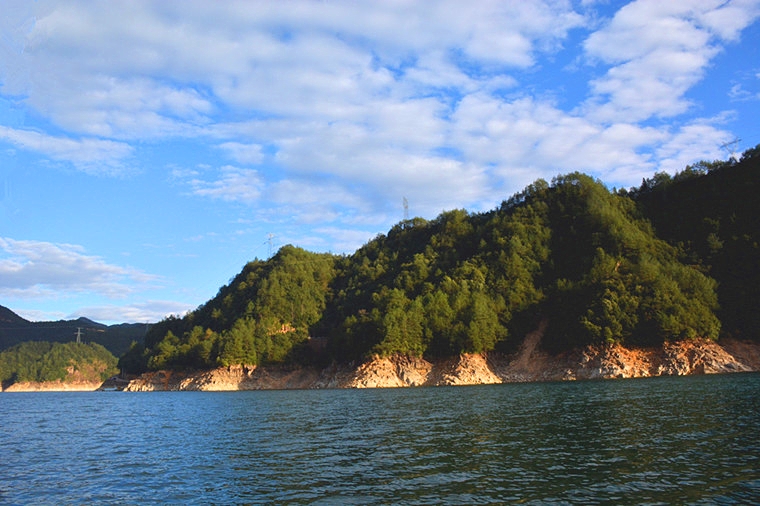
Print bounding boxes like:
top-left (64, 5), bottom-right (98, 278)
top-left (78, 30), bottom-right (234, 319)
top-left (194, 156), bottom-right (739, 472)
top-left (0, 306), bottom-right (148, 358)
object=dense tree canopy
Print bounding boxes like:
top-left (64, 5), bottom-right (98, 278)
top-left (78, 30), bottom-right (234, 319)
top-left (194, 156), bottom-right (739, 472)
top-left (631, 147), bottom-right (760, 341)
top-left (0, 341), bottom-right (118, 387)
top-left (123, 145), bottom-right (759, 373)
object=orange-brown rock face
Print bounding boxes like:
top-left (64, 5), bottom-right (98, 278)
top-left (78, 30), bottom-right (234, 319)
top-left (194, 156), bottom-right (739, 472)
top-left (121, 323), bottom-right (760, 392)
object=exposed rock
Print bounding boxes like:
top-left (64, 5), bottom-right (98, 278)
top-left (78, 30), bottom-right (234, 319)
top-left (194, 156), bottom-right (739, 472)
top-left (571, 344), bottom-right (656, 380)
top-left (345, 355), bottom-right (432, 388)
top-left (3, 380), bottom-right (103, 392)
top-left (1, 359), bottom-right (115, 392)
top-left (9, 329), bottom-right (755, 392)
top-left (490, 320), bottom-right (556, 382)
top-left (717, 338), bottom-right (760, 370)
top-left (123, 365), bottom-right (325, 391)
top-left (658, 339), bottom-right (750, 375)
top-left (121, 327), bottom-right (760, 391)
top-left (347, 356), bottom-right (408, 388)
top-left (122, 370), bottom-right (178, 391)
top-left (428, 354), bottom-right (501, 386)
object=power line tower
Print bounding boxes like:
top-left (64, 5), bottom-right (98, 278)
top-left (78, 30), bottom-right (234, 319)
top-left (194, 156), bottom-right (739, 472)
top-left (403, 197), bottom-right (409, 222)
top-left (267, 233), bottom-right (276, 258)
top-left (721, 138), bottom-right (741, 162)
top-left (75, 327), bottom-right (82, 344)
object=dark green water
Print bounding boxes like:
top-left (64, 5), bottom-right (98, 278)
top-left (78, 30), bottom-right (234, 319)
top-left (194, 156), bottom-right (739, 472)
top-left (2, 374), bottom-right (759, 504)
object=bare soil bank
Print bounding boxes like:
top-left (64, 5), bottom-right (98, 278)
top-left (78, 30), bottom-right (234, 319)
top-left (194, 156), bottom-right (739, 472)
top-left (2, 380), bottom-right (105, 392)
top-left (123, 332), bottom-right (760, 391)
top-left (1, 363), bottom-right (117, 392)
top-left (6, 329), bottom-right (757, 392)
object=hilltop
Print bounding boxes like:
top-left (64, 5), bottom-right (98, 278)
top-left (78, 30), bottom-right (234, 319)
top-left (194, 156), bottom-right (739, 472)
top-left (118, 145), bottom-right (760, 383)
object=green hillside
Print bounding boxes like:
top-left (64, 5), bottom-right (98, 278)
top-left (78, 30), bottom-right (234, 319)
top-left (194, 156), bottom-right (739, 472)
top-left (630, 147), bottom-right (760, 341)
top-left (121, 145), bottom-right (759, 374)
top-left (0, 308), bottom-right (148, 358)
top-left (0, 341), bottom-right (118, 388)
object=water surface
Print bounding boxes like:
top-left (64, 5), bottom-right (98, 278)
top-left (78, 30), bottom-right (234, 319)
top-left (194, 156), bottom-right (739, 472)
top-left (2, 374), bottom-right (759, 504)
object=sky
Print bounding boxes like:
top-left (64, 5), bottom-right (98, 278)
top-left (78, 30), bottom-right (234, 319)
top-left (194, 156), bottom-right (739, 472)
top-left (1, 0), bottom-right (759, 325)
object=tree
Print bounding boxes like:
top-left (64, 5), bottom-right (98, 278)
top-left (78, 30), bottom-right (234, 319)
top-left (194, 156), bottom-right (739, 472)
top-left (373, 290), bottom-right (425, 357)
top-left (132, 159), bottom-right (747, 369)
top-left (0, 341), bottom-right (118, 386)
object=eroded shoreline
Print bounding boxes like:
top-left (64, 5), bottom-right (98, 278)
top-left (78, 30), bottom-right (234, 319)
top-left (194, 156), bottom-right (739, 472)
top-left (4, 336), bottom-right (758, 392)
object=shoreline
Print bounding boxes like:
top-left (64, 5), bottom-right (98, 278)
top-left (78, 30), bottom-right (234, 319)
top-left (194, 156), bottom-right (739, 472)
top-left (2, 380), bottom-right (105, 392)
top-left (124, 336), bottom-right (760, 391)
top-left (4, 337), bottom-right (759, 392)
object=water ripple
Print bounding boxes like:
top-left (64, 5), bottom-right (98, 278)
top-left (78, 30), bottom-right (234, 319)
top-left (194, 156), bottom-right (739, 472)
top-left (1, 375), bottom-right (759, 504)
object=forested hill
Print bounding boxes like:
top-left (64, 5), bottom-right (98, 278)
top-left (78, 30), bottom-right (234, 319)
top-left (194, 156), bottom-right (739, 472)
top-left (0, 306), bottom-right (148, 357)
top-left (121, 145), bottom-right (760, 374)
top-left (630, 147), bottom-right (760, 342)
top-left (0, 341), bottom-right (118, 389)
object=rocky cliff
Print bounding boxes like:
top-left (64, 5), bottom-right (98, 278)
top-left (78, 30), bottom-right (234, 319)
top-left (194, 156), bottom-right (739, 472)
top-left (124, 327), bottom-right (760, 391)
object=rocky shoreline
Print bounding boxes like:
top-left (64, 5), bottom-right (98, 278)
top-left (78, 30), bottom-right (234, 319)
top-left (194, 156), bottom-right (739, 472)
top-left (122, 335), bottom-right (760, 392)
top-left (2, 380), bottom-right (105, 392)
top-left (4, 334), bottom-right (758, 392)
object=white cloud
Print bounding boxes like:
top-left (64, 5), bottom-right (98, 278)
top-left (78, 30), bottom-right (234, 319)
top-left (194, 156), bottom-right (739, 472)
top-left (729, 83), bottom-right (753, 101)
top-left (697, 0), bottom-right (760, 40)
top-left (69, 300), bottom-right (194, 324)
top-left (267, 179), bottom-right (367, 225)
top-left (450, 94), bottom-right (667, 190)
top-left (187, 165), bottom-right (264, 203)
top-left (1, 0), bottom-right (584, 137)
top-left (306, 227), bottom-right (381, 254)
top-left (656, 122), bottom-right (733, 173)
top-left (218, 142), bottom-right (264, 165)
top-left (0, 237), bottom-right (156, 299)
top-left (0, 126), bottom-right (133, 174)
top-left (11, 308), bottom-right (66, 322)
top-left (3, 0), bottom-right (745, 196)
top-left (583, 0), bottom-right (760, 122)
top-left (1, 0), bottom-right (758, 248)
top-left (54, 77), bottom-right (214, 138)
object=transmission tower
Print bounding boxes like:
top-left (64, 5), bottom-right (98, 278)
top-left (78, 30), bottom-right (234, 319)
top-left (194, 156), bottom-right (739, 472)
top-left (403, 197), bottom-right (409, 222)
top-left (267, 233), bottom-right (275, 258)
top-left (75, 327), bottom-right (82, 344)
top-left (721, 138), bottom-right (741, 162)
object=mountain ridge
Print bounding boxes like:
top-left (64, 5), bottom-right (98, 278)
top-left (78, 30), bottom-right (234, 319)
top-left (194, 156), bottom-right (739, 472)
top-left (0, 305), bottom-right (147, 357)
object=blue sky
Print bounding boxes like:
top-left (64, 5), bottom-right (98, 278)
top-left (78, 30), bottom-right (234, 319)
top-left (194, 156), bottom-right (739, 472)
top-left (1, 0), bottom-right (759, 324)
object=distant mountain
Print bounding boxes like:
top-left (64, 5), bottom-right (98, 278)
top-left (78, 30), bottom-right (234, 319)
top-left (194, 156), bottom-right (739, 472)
top-left (0, 306), bottom-right (149, 357)
top-left (0, 305), bottom-right (28, 325)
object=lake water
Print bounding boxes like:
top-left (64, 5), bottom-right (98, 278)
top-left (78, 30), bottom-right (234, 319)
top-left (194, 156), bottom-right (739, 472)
top-left (1, 374), bottom-right (759, 505)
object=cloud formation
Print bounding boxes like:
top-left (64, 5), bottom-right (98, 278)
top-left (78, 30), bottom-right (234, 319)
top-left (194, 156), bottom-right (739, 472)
top-left (69, 301), bottom-right (193, 324)
top-left (0, 126), bottom-right (133, 174)
top-left (583, 0), bottom-right (760, 122)
top-left (1, 0), bottom-right (758, 322)
top-left (187, 166), bottom-right (264, 203)
top-left (0, 237), bottom-right (155, 299)
top-left (3, 1), bottom-right (757, 204)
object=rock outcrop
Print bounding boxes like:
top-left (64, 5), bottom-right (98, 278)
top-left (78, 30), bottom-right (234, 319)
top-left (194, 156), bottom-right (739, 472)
top-left (123, 326), bottom-right (760, 391)
top-left (7, 324), bottom-right (756, 393)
